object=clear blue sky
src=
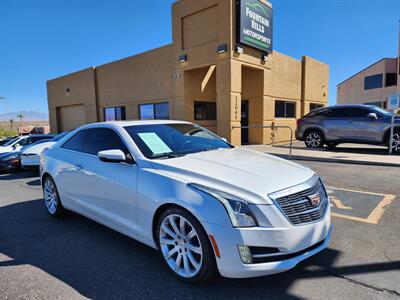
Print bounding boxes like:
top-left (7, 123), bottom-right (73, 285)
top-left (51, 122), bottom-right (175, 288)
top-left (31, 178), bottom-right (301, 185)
top-left (0, 0), bottom-right (399, 113)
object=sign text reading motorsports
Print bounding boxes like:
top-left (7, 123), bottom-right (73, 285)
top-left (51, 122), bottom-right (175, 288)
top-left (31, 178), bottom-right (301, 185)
top-left (237, 0), bottom-right (273, 53)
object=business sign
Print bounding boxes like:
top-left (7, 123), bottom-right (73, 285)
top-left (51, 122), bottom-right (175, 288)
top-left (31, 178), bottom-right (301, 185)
top-left (388, 93), bottom-right (400, 111)
top-left (237, 0), bottom-right (273, 53)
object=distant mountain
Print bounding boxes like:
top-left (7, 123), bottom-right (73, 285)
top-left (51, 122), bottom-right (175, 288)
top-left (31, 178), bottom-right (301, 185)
top-left (0, 111), bottom-right (49, 122)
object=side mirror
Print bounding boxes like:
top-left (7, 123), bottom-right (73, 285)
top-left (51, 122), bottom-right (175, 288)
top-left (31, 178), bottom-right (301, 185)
top-left (98, 149), bottom-right (126, 163)
top-left (13, 143), bottom-right (20, 149)
top-left (367, 112), bottom-right (378, 120)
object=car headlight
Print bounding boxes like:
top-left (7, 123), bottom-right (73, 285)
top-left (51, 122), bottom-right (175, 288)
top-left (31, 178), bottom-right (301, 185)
top-left (3, 154), bottom-right (19, 162)
top-left (189, 183), bottom-right (257, 227)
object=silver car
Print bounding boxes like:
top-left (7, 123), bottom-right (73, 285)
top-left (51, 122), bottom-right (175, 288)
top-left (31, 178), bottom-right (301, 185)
top-left (295, 105), bottom-right (400, 153)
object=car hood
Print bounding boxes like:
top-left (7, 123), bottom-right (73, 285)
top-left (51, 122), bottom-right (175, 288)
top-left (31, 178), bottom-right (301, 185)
top-left (149, 147), bottom-right (316, 205)
top-left (22, 141), bottom-right (56, 155)
top-left (0, 146), bottom-right (16, 154)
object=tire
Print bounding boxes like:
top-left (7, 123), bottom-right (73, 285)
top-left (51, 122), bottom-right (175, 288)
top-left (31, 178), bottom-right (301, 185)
top-left (156, 207), bottom-right (217, 283)
top-left (388, 129), bottom-right (400, 154)
top-left (304, 130), bottom-right (325, 148)
top-left (42, 176), bottom-right (65, 217)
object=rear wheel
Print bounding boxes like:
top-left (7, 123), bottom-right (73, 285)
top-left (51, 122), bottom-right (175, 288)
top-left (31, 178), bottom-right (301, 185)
top-left (42, 176), bottom-right (64, 217)
top-left (156, 207), bottom-right (217, 283)
top-left (304, 130), bottom-right (325, 148)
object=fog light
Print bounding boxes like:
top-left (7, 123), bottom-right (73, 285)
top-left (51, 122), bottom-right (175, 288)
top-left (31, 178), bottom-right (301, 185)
top-left (238, 245), bottom-right (253, 264)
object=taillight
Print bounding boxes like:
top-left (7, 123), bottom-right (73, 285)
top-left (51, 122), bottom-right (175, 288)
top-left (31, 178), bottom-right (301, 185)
top-left (296, 119), bottom-right (302, 128)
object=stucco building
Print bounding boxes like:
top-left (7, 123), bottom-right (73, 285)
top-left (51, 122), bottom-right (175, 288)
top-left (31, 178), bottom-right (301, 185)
top-left (47, 0), bottom-right (329, 145)
top-left (337, 29), bottom-right (400, 108)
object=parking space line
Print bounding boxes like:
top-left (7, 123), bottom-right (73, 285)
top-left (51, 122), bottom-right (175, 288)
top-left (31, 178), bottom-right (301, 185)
top-left (327, 186), bottom-right (396, 225)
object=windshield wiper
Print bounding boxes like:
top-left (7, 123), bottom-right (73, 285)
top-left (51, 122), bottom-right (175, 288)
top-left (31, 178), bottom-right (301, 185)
top-left (153, 152), bottom-right (186, 159)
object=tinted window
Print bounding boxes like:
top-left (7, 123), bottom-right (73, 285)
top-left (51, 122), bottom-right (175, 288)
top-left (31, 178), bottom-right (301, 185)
top-left (62, 130), bottom-right (87, 152)
top-left (104, 106), bottom-right (126, 121)
top-left (364, 74), bottom-right (383, 90)
top-left (328, 108), bottom-right (371, 118)
top-left (310, 103), bottom-right (324, 111)
top-left (326, 108), bottom-right (346, 118)
top-left (139, 103), bottom-right (170, 120)
top-left (31, 136), bottom-right (52, 143)
top-left (275, 100), bottom-right (296, 118)
top-left (194, 102), bottom-right (217, 120)
top-left (83, 128), bottom-right (128, 156)
top-left (385, 73), bottom-right (397, 87)
top-left (343, 108), bottom-right (370, 117)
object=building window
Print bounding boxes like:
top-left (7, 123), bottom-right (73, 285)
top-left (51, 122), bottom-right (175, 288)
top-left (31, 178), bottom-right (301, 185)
top-left (275, 100), bottom-right (296, 118)
top-left (364, 74), bottom-right (383, 90)
top-left (194, 101), bottom-right (217, 120)
top-left (309, 103), bottom-right (324, 111)
top-left (104, 106), bottom-right (126, 121)
top-left (139, 102), bottom-right (169, 120)
top-left (385, 73), bottom-right (397, 87)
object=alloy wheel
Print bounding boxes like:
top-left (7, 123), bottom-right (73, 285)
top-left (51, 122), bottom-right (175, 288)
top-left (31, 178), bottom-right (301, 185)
top-left (44, 179), bottom-right (58, 214)
top-left (159, 214), bottom-right (203, 278)
top-left (391, 133), bottom-right (400, 153)
top-left (306, 133), bottom-right (322, 148)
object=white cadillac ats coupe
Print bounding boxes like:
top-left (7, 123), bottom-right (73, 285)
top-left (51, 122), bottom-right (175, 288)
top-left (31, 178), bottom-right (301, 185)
top-left (40, 120), bottom-right (331, 282)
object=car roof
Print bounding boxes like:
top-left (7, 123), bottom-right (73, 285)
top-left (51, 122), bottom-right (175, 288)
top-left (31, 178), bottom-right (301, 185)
top-left (78, 120), bottom-right (192, 130)
top-left (325, 104), bottom-right (377, 109)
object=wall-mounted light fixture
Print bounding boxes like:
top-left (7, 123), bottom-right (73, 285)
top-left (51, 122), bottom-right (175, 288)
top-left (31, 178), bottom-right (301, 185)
top-left (217, 44), bottom-right (228, 54)
top-left (66, 88), bottom-right (70, 93)
top-left (261, 52), bottom-right (268, 62)
top-left (235, 44), bottom-right (243, 54)
top-left (178, 54), bottom-right (187, 63)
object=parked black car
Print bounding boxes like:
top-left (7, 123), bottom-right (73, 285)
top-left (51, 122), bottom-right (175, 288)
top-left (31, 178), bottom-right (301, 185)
top-left (295, 105), bottom-right (400, 153)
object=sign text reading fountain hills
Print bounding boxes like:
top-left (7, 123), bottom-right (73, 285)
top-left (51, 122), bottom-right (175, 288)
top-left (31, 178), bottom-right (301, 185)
top-left (237, 0), bottom-right (273, 53)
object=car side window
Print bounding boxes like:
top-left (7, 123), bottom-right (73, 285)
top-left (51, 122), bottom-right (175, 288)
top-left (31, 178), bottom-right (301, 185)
top-left (62, 130), bottom-right (87, 152)
top-left (83, 128), bottom-right (130, 157)
top-left (326, 108), bottom-right (346, 118)
top-left (18, 138), bottom-right (29, 146)
top-left (343, 108), bottom-right (370, 118)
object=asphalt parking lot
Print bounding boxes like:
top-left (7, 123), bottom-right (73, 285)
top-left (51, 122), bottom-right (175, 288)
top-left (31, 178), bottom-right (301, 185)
top-left (0, 160), bottom-right (399, 299)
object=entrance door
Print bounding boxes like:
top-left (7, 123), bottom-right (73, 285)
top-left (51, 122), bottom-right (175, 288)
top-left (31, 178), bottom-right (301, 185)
top-left (241, 100), bottom-right (249, 144)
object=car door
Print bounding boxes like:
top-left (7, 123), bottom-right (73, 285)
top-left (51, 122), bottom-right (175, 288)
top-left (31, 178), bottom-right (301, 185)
top-left (77, 128), bottom-right (139, 234)
top-left (345, 108), bottom-right (386, 142)
top-left (54, 130), bottom-right (90, 209)
top-left (321, 108), bottom-right (349, 140)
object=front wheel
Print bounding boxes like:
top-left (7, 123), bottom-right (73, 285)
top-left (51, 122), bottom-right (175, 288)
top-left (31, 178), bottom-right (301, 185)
top-left (156, 208), bottom-right (217, 282)
top-left (304, 130), bottom-right (325, 148)
top-left (42, 176), bottom-right (64, 217)
top-left (388, 130), bottom-right (400, 154)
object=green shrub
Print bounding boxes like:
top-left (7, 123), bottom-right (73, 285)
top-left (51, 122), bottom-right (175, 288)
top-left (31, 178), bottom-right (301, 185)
top-left (0, 128), bottom-right (17, 140)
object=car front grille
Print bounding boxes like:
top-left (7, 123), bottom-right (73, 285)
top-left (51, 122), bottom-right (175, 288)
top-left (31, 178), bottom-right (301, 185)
top-left (271, 179), bottom-right (328, 226)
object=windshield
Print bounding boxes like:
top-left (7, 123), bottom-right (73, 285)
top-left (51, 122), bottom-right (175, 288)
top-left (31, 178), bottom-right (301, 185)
top-left (124, 123), bottom-right (233, 159)
top-left (2, 137), bottom-right (20, 147)
top-left (51, 131), bottom-right (69, 142)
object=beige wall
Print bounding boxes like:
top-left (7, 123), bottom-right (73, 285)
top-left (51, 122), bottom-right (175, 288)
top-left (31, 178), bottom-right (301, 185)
top-left (337, 58), bottom-right (399, 106)
top-left (47, 0), bottom-right (329, 146)
top-left (47, 68), bottom-right (98, 133)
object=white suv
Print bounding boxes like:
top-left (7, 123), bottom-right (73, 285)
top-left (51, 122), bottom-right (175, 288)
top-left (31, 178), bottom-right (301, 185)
top-left (40, 121), bottom-right (331, 282)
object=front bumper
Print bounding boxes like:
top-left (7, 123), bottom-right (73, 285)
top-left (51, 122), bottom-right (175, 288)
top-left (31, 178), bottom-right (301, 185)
top-left (202, 205), bottom-right (331, 278)
top-left (0, 159), bottom-right (21, 171)
top-left (21, 155), bottom-right (40, 167)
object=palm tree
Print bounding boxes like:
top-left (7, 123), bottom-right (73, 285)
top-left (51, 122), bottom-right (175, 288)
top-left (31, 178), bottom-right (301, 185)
top-left (17, 114), bottom-right (24, 126)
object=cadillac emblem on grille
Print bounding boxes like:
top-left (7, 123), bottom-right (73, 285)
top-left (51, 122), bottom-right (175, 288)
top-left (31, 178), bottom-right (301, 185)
top-left (308, 192), bottom-right (321, 206)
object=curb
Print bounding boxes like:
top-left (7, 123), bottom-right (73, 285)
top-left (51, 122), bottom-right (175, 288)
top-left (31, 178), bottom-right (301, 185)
top-left (268, 153), bottom-right (400, 168)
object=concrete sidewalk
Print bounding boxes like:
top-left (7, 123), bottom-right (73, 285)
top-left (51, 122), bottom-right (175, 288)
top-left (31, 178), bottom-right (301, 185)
top-left (242, 142), bottom-right (400, 167)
